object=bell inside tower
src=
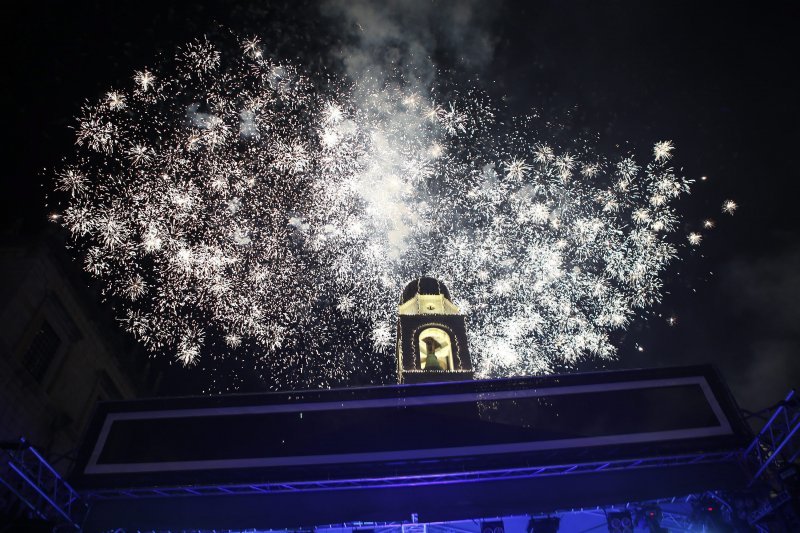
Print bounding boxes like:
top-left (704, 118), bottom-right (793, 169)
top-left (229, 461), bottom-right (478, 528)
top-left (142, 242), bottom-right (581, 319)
top-left (418, 327), bottom-right (453, 371)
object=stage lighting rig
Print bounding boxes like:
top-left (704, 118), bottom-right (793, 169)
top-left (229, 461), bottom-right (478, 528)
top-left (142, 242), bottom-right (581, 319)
top-left (527, 517), bottom-right (560, 533)
top-left (606, 510), bottom-right (633, 533)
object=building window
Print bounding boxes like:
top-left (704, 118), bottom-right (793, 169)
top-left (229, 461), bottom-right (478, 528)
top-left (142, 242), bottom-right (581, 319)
top-left (23, 320), bottom-right (61, 382)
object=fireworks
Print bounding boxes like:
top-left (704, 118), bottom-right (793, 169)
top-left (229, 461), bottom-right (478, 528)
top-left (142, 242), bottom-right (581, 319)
top-left (53, 37), bottom-right (703, 389)
top-left (653, 140), bottom-right (674, 162)
top-left (722, 199), bottom-right (738, 215)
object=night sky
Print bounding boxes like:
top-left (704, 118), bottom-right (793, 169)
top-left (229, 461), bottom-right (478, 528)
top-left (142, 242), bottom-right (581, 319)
top-left (5, 1), bottom-right (799, 409)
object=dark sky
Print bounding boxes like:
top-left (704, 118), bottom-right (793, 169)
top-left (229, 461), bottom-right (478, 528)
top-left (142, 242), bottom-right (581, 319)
top-left (4, 1), bottom-right (799, 409)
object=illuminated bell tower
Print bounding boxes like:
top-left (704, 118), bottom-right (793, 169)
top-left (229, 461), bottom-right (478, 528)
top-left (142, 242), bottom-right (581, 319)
top-left (397, 277), bottom-right (473, 384)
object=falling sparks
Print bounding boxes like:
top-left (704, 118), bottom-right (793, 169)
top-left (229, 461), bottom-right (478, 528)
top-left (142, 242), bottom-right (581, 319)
top-left (53, 36), bottom-right (705, 390)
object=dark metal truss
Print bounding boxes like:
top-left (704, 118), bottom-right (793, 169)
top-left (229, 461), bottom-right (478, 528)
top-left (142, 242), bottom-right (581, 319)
top-left (85, 449), bottom-right (739, 500)
top-left (743, 389), bottom-right (800, 487)
top-left (0, 438), bottom-right (87, 528)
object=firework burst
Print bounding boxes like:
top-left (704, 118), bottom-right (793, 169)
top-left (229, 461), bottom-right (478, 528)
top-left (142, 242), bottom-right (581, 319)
top-left (54, 37), bottom-right (700, 389)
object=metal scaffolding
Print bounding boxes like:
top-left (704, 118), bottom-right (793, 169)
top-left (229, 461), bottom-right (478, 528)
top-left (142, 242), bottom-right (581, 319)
top-left (0, 438), bottom-right (87, 529)
top-left (3, 390), bottom-right (798, 531)
top-left (84, 449), bottom-right (739, 500)
top-left (743, 389), bottom-right (800, 486)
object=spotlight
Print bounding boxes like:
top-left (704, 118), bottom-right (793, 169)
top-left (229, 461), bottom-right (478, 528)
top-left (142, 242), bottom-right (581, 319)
top-left (480, 520), bottom-right (504, 533)
top-left (607, 511), bottom-right (633, 533)
top-left (639, 505), bottom-right (667, 533)
top-left (692, 498), bottom-right (732, 532)
top-left (527, 517), bottom-right (559, 533)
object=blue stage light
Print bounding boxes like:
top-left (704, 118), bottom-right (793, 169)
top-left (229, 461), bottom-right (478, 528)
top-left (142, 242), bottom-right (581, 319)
top-left (480, 519), bottom-right (504, 533)
top-left (607, 511), bottom-right (633, 533)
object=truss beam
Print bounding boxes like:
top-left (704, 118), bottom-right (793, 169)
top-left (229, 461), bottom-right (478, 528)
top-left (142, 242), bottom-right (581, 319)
top-left (0, 439), bottom-right (86, 528)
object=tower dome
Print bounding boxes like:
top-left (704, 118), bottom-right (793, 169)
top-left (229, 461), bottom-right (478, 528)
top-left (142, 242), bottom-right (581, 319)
top-left (401, 276), bottom-right (452, 304)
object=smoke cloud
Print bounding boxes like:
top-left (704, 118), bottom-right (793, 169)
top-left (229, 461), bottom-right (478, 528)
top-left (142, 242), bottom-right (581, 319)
top-left (321, 0), bottom-right (500, 88)
top-left (720, 246), bottom-right (800, 408)
top-left (318, 0), bottom-right (501, 259)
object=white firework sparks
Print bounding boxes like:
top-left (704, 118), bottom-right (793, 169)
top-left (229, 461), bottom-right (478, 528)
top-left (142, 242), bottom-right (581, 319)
top-left (56, 168), bottom-right (89, 197)
top-left (653, 140), bottom-right (674, 162)
top-left (722, 199), bottom-right (738, 215)
top-left (133, 70), bottom-right (155, 92)
top-left (225, 333), bottom-right (242, 348)
top-left (370, 321), bottom-right (394, 350)
top-left (242, 37), bottom-right (263, 59)
top-left (53, 36), bottom-right (700, 390)
top-left (105, 91), bottom-right (126, 110)
top-left (504, 158), bottom-right (530, 181)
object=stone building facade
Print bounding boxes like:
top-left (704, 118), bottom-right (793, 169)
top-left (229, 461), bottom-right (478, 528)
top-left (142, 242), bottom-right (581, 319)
top-left (0, 234), bottom-right (159, 475)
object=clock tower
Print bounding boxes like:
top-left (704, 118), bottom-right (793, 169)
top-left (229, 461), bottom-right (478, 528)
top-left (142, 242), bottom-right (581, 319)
top-left (396, 277), bottom-right (473, 384)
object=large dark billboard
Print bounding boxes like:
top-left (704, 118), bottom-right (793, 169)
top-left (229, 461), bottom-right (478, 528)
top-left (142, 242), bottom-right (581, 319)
top-left (72, 365), bottom-right (749, 491)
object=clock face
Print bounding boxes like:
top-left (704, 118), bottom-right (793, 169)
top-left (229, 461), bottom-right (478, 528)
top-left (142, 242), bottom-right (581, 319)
top-left (397, 294), bottom-right (461, 316)
top-left (418, 327), bottom-right (453, 370)
top-left (418, 295), bottom-right (444, 314)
